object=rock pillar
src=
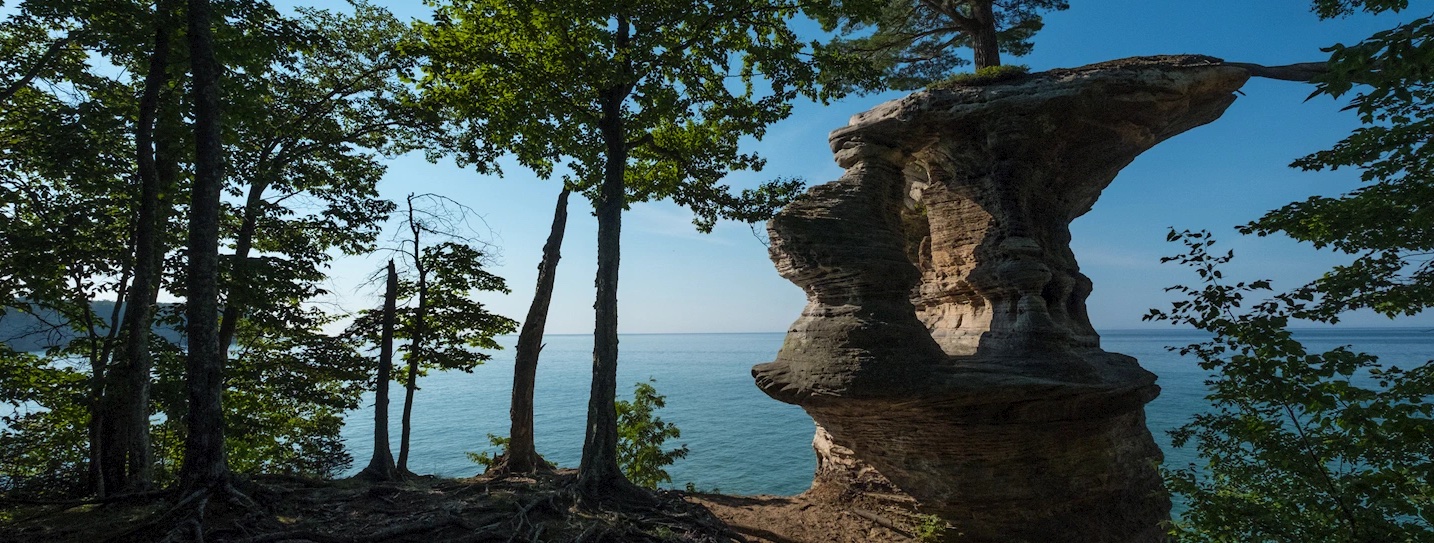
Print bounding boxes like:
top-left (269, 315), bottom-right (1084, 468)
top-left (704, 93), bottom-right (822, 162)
top-left (754, 56), bottom-right (1251, 543)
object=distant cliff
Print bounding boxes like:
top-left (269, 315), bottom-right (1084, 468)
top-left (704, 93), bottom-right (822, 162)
top-left (0, 301), bottom-right (186, 352)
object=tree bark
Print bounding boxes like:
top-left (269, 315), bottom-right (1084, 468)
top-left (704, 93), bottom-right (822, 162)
top-left (358, 260), bottom-right (400, 481)
top-left (970, 0), bottom-right (1001, 69)
top-left (505, 188), bottom-right (570, 474)
top-left (577, 83), bottom-right (631, 497)
top-left (179, 0), bottom-right (230, 494)
top-left (100, 0), bottom-right (171, 495)
top-left (397, 199), bottom-right (427, 475)
top-left (86, 293), bottom-right (124, 496)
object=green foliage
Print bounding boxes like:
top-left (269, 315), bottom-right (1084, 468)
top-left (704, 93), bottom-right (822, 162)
top-left (915, 514), bottom-right (950, 543)
top-left (0, 0), bottom-right (439, 493)
top-left (1147, 230), bottom-right (1434, 542)
top-left (222, 332), bottom-right (368, 477)
top-left (0, 348), bottom-right (89, 497)
top-left (465, 433), bottom-right (510, 470)
top-left (1157, 4), bottom-right (1434, 539)
top-left (927, 64), bottom-right (1031, 90)
top-left (1241, 5), bottom-right (1433, 321)
top-left (616, 380), bottom-right (689, 489)
top-left (814, 0), bottom-right (1066, 90)
top-left (348, 241), bottom-right (519, 378)
top-left (411, 0), bottom-right (826, 227)
top-left (683, 482), bottom-right (720, 494)
top-left (398, 241), bottom-right (517, 372)
top-left (1309, 0), bottom-right (1407, 18)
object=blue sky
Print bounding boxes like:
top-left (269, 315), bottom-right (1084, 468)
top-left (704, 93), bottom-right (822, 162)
top-left (275, 2), bottom-right (1434, 333)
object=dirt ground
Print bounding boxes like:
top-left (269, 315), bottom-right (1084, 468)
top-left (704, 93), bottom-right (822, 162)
top-left (690, 493), bottom-right (912, 543)
top-left (0, 471), bottom-right (924, 543)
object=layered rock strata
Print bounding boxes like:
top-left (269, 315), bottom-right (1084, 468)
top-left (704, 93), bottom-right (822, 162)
top-left (753, 56), bottom-right (1251, 543)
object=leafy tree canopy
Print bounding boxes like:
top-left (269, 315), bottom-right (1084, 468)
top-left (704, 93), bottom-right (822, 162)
top-left (409, 0), bottom-right (830, 231)
top-left (1153, 1), bottom-right (1434, 540)
top-left (1242, 2), bottom-right (1433, 320)
top-left (1148, 231), bottom-right (1434, 542)
top-left (814, 0), bottom-right (1069, 90)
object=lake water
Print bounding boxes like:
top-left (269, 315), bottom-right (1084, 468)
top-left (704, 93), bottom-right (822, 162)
top-left (339, 328), bottom-right (1433, 496)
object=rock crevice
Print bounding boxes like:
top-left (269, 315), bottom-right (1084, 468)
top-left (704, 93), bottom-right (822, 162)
top-left (754, 56), bottom-right (1251, 543)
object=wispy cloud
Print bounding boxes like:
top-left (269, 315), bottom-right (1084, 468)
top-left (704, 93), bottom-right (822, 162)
top-left (628, 205), bottom-right (736, 245)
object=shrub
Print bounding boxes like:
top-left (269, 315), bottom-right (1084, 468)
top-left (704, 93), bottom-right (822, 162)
top-left (927, 64), bottom-right (1030, 89)
top-left (616, 379), bottom-right (689, 489)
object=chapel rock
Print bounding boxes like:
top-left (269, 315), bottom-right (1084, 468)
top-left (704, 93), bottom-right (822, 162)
top-left (753, 56), bottom-right (1252, 543)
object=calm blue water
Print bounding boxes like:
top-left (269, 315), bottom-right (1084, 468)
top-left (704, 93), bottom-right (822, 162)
top-left (340, 328), bottom-right (1433, 496)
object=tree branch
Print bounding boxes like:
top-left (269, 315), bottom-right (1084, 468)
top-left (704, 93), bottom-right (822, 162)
top-left (0, 34), bottom-right (77, 105)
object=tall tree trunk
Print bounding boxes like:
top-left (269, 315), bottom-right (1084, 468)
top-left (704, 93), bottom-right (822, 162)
top-left (358, 260), bottom-right (400, 481)
top-left (87, 376), bottom-right (105, 497)
top-left (100, 2), bottom-right (171, 494)
top-left (179, 0), bottom-right (230, 494)
top-left (92, 265), bottom-right (132, 495)
top-left (506, 188), bottom-right (570, 474)
top-left (578, 85), bottom-right (632, 497)
top-left (397, 197), bottom-right (426, 474)
top-left (970, 0), bottom-right (1001, 69)
top-left (86, 286), bottom-right (126, 496)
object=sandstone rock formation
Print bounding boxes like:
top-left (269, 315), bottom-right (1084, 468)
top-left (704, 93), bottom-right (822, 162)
top-left (753, 56), bottom-right (1252, 543)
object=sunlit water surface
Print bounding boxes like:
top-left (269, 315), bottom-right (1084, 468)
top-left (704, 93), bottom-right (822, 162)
top-left (340, 328), bottom-right (1433, 498)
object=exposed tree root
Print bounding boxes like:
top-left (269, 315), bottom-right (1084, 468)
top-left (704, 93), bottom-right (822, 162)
top-left (479, 453), bottom-right (557, 479)
top-left (5, 470), bottom-right (755, 543)
top-left (0, 489), bottom-right (169, 507)
top-left (850, 508), bottom-right (913, 538)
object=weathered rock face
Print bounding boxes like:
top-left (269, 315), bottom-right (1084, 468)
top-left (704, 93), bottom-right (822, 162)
top-left (753, 56), bottom-right (1251, 543)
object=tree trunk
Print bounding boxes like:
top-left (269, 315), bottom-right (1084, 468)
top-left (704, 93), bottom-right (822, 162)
top-left (90, 251), bottom-right (133, 495)
top-left (358, 260), bottom-right (400, 481)
top-left (100, 2), bottom-right (171, 494)
top-left (178, 0), bottom-right (230, 494)
top-left (397, 198), bottom-right (426, 474)
top-left (506, 188), bottom-right (570, 474)
top-left (577, 85), bottom-right (631, 497)
top-left (86, 292), bottom-right (124, 496)
top-left (396, 279), bottom-right (424, 474)
top-left (970, 0), bottom-right (1001, 69)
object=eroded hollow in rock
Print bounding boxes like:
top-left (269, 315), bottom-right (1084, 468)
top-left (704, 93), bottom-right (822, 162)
top-left (754, 56), bottom-right (1253, 543)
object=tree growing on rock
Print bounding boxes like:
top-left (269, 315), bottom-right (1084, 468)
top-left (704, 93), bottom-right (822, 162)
top-left (412, 0), bottom-right (835, 500)
top-left (816, 0), bottom-right (1069, 89)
